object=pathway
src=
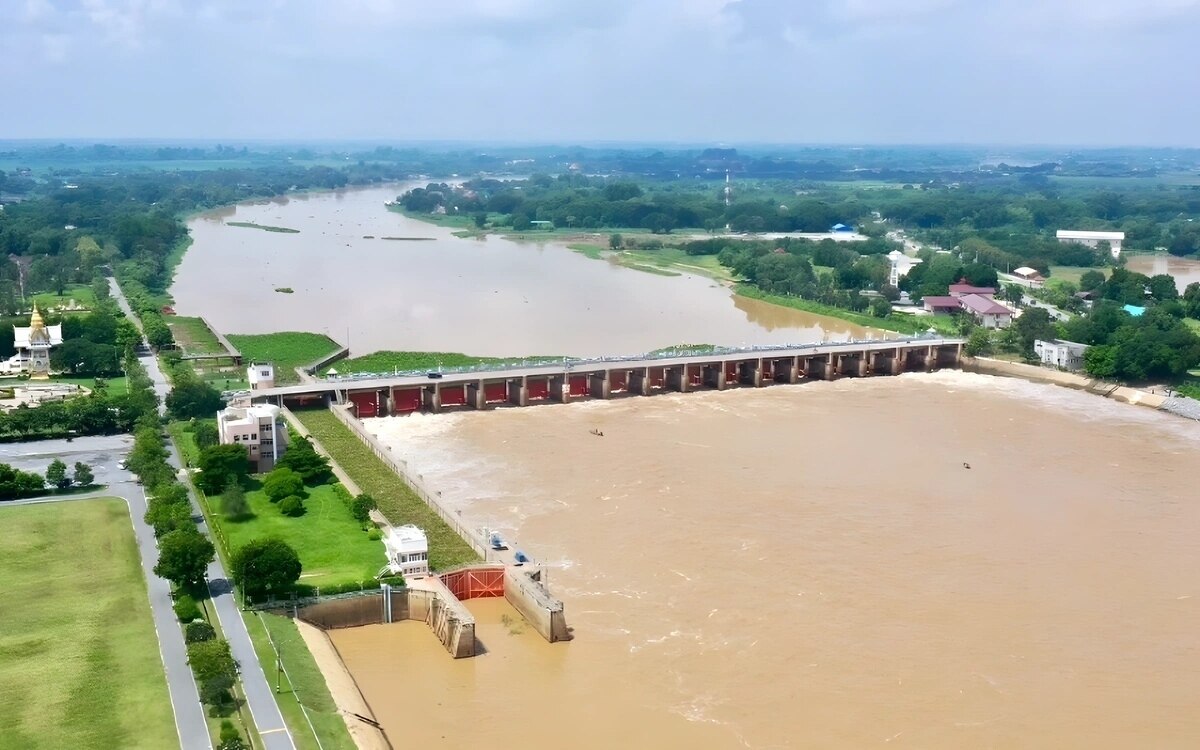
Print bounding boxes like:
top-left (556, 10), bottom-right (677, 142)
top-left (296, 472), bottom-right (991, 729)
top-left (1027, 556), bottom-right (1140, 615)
top-left (109, 277), bottom-right (297, 750)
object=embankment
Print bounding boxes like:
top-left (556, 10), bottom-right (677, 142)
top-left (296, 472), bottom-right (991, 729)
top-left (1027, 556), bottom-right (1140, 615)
top-left (962, 356), bottom-right (1167, 409)
top-left (294, 620), bottom-right (391, 750)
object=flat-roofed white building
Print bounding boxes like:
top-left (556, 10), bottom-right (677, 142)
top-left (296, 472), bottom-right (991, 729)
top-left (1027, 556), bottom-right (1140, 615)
top-left (248, 363), bottom-right (275, 390)
top-left (1034, 339), bottom-right (1090, 371)
top-left (1056, 230), bottom-right (1124, 259)
top-left (384, 524), bottom-right (430, 580)
top-left (217, 403), bottom-right (287, 472)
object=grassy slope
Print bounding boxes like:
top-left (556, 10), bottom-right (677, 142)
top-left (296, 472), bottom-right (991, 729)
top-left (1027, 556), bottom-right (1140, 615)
top-left (337, 350), bottom-right (559, 374)
top-left (245, 612), bottom-right (356, 750)
top-left (168, 316), bottom-right (225, 356)
top-left (0, 499), bottom-right (175, 750)
top-left (227, 332), bottom-right (341, 384)
top-left (735, 284), bottom-right (959, 336)
top-left (218, 482), bottom-right (383, 589)
top-left (292, 409), bottom-right (479, 569)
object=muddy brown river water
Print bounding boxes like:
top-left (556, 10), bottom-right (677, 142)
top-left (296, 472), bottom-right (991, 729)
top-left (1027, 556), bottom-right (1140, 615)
top-left (172, 186), bottom-right (880, 357)
top-left (334, 371), bottom-right (1200, 749)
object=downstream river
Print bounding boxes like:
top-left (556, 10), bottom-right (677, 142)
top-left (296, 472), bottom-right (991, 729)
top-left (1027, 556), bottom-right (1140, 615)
top-left (172, 186), bottom-right (879, 357)
top-left (340, 372), bottom-right (1200, 750)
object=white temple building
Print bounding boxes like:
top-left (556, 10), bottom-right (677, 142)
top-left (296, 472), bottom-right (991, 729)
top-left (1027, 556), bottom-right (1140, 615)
top-left (3, 306), bottom-right (62, 378)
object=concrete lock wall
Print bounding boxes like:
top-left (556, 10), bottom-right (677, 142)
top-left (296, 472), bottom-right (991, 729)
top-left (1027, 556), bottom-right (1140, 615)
top-left (504, 567), bottom-right (571, 643)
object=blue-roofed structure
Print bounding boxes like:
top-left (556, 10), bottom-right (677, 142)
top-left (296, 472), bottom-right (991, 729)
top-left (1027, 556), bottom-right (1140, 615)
top-left (830, 223), bottom-right (854, 232)
top-left (1123, 304), bottom-right (1146, 317)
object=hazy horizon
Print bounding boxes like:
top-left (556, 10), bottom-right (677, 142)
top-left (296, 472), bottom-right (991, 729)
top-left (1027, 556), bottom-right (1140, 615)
top-left (5, 1), bottom-right (1200, 146)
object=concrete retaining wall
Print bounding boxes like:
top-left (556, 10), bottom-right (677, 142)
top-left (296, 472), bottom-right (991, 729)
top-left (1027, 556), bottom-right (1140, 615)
top-left (504, 567), bottom-right (571, 643)
top-left (962, 357), bottom-right (1167, 409)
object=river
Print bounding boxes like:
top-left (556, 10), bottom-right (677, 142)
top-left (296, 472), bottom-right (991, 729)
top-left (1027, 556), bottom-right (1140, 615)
top-left (171, 186), bottom-right (880, 357)
top-left (1126, 254), bottom-right (1200, 293)
top-left (333, 372), bottom-right (1200, 749)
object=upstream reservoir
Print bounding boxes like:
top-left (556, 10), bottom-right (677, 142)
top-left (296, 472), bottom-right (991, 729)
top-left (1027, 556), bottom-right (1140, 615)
top-left (171, 185), bottom-right (879, 357)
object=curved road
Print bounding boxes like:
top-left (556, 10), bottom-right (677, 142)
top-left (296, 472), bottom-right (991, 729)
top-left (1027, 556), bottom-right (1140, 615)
top-left (110, 278), bottom-right (296, 750)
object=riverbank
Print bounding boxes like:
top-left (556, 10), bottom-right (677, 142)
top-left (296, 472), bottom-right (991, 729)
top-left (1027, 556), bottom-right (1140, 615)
top-left (962, 356), bottom-right (1168, 409)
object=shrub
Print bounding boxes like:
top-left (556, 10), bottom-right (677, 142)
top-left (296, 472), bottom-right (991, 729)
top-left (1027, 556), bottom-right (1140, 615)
top-left (262, 467), bottom-right (304, 503)
top-left (173, 594), bottom-right (203, 623)
top-left (278, 495), bottom-right (305, 517)
top-left (367, 528), bottom-right (381, 541)
top-left (185, 620), bottom-right (216, 643)
top-left (219, 720), bottom-right (242, 747)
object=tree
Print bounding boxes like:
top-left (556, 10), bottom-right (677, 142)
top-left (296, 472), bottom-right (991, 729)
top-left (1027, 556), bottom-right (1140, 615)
top-left (262, 467), bottom-right (303, 503)
top-left (964, 328), bottom-right (992, 357)
top-left (608, 233), bottom-right (623, 250)
top-left (472, 212), bottom-right (487, 229)
top-left (0, 463), bottom-right (45, 500)
top-left (197, 444), bottom-right (250, 494)
top-left (349, 493), bottom-right (377, 523)
top-left (221, 478), bottom-right (249, 520)
top-left (1010, 307), bottom-right (1057, 359)
top-left (45, 458), bottom-right (70, 489)
top-left (230, 538), bottom-right (302, 600)
top-left (868, 297), bottom-right (891, 318)
top-left (1079, 269), bottom-right (1106, 292)
top-left (154, 528), bottom-right (215, 589)
top-left (167, 380), bottom-right (225, 421)
top-left (1148, 274), bottom-right (1179, 301)
top-left (193, 420), bottom-right (219, 450)
top-left (73, 461), bottom-right (94, 487)
top-left (1002, 283), bottom-right (1025, 306)
top-left (278, 495), bottom-right (305, 517)
top-left (116, 319), bottom-right (143, 352)
top-left (145, 494), bottom-right (194, 537)
top-left (185, 620), bottom-right (216, 643)
top-left (274, 437), bottom-right (331, 484)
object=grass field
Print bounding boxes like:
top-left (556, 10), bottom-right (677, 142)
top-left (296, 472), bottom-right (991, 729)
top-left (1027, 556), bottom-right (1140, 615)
top-left (227, 332), bottom-right (341, 384)
top-left (46, 375), bottom-right (129, 397)
top-left (337, 350), bottom-right (559, 375)
top-left (293, 409), bottom-right (479, 569)
top-left (1048, 265), bottom-right (1106, 285)
top-left (0, 499), bottom-right (176, 750)
top-left (30, 284), bottom-right (97, 312)
top-left (218, 482), bottom-right (383, 589)
top-left (168, 316), bottom-right (225, 356)
top-left (245, 612), bottom-right (356, 750)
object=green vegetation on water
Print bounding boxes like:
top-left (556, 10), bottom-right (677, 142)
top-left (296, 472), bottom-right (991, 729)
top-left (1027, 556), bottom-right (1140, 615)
top-left (219, 482), bottom-right (383, 590)
top-left (293, 409), bottom-right (479, 569)
top-left (567, 242), bottom-right (605, 260)
top-left (168, 316), bottom-right (225, 356)
top-left (227, 332), bottom-right (341, 384)
top-left (274, 287), bottom-right (294, 294)
top-left (225, 221), bottom-right (300, 233)
top-left (0, 500), bottom-right (176, 750)
top-left (337, 350), bottom-right (559, 375)
top-left (245, 612), bottom-right (356, 750)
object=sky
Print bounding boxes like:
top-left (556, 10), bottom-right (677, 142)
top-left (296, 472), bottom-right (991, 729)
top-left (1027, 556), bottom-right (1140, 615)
top-left (4, 0), bottom-right (1200, 145)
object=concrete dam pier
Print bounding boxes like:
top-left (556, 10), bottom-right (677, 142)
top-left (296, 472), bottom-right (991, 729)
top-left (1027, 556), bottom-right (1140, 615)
top-left (246, 338), bottom-right (966, 418)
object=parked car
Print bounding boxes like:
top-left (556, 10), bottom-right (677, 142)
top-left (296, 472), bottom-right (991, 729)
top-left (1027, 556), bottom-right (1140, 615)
top-left (427, 372), bottom-right (443, 379)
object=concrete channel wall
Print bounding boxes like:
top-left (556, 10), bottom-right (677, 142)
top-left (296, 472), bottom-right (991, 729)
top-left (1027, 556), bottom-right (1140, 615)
top-left (962, 357), bottom-right (1167, 409)
top-left (505, 567), bottom-right (571, 643)
top-left (286, 585), bottom-right (477, 659)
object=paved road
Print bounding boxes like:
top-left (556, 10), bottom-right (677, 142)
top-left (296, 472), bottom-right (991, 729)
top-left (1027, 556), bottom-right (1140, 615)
top-left (0, 436), bottom-right (212, 750)
top-left (109, 276), bottom-right (296, 750)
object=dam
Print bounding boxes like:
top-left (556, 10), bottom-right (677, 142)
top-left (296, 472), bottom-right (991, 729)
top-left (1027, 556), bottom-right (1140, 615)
top-left (243, 337), bottom-right (966, 417)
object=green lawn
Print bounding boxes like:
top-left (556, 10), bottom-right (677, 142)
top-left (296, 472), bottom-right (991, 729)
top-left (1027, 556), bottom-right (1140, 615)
top-left (337, 349), bottom-right (560, 375)
top-left (168, 316), bottom-right (226, 356)
top-left (1048, 265), bottom-right (1106, 285)
top-left (245, 612), bottom-right (356, 750)
top-left (218, 482), bottom-right (384, 589)
top-left (46, 375), bottom-right (129, 397)
top-left (227, 332), bottom-right (341, 384)
top-left (0, 499), bottom-right (176, 750)
top-left (29, 284), bottom-right (97, 312)
top-left (292, 409), bottom-right (480, 570)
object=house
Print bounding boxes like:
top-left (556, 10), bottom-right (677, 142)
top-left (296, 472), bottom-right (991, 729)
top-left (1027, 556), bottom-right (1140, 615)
top-left (216, 403), bottom-right (288, 472)
top-left (1012, 266), bottom-right (1045, 286)
top-left (1074, 290), bottom-right (1098, 309)
top-left (1034, 339), bottom-right (1089, 371)
top-left (384, 525), bottom-right (430, 580)
top-left (923, 296), bottom-right (962, 314)
top-left (958, 293), bottom-right (1014, 328)
top-left (248, 363), bottom-right (275, 391)
top-left (1056, 229), bottom-right (1124, 259)
top-left (948, 283), bottom-right (997, 298)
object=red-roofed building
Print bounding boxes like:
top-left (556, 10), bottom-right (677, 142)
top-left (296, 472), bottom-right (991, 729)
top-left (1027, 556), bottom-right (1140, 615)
top-left (958, 293), bottom-right (1013, 328)
top-left (948, 284), bottom-right (996, 298)
top-left (922, 296), bottom-right (962, 314)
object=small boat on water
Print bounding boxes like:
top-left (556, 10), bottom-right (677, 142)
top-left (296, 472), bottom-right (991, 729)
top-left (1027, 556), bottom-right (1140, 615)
top-left (589, 428), bottom-right (604, 437)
